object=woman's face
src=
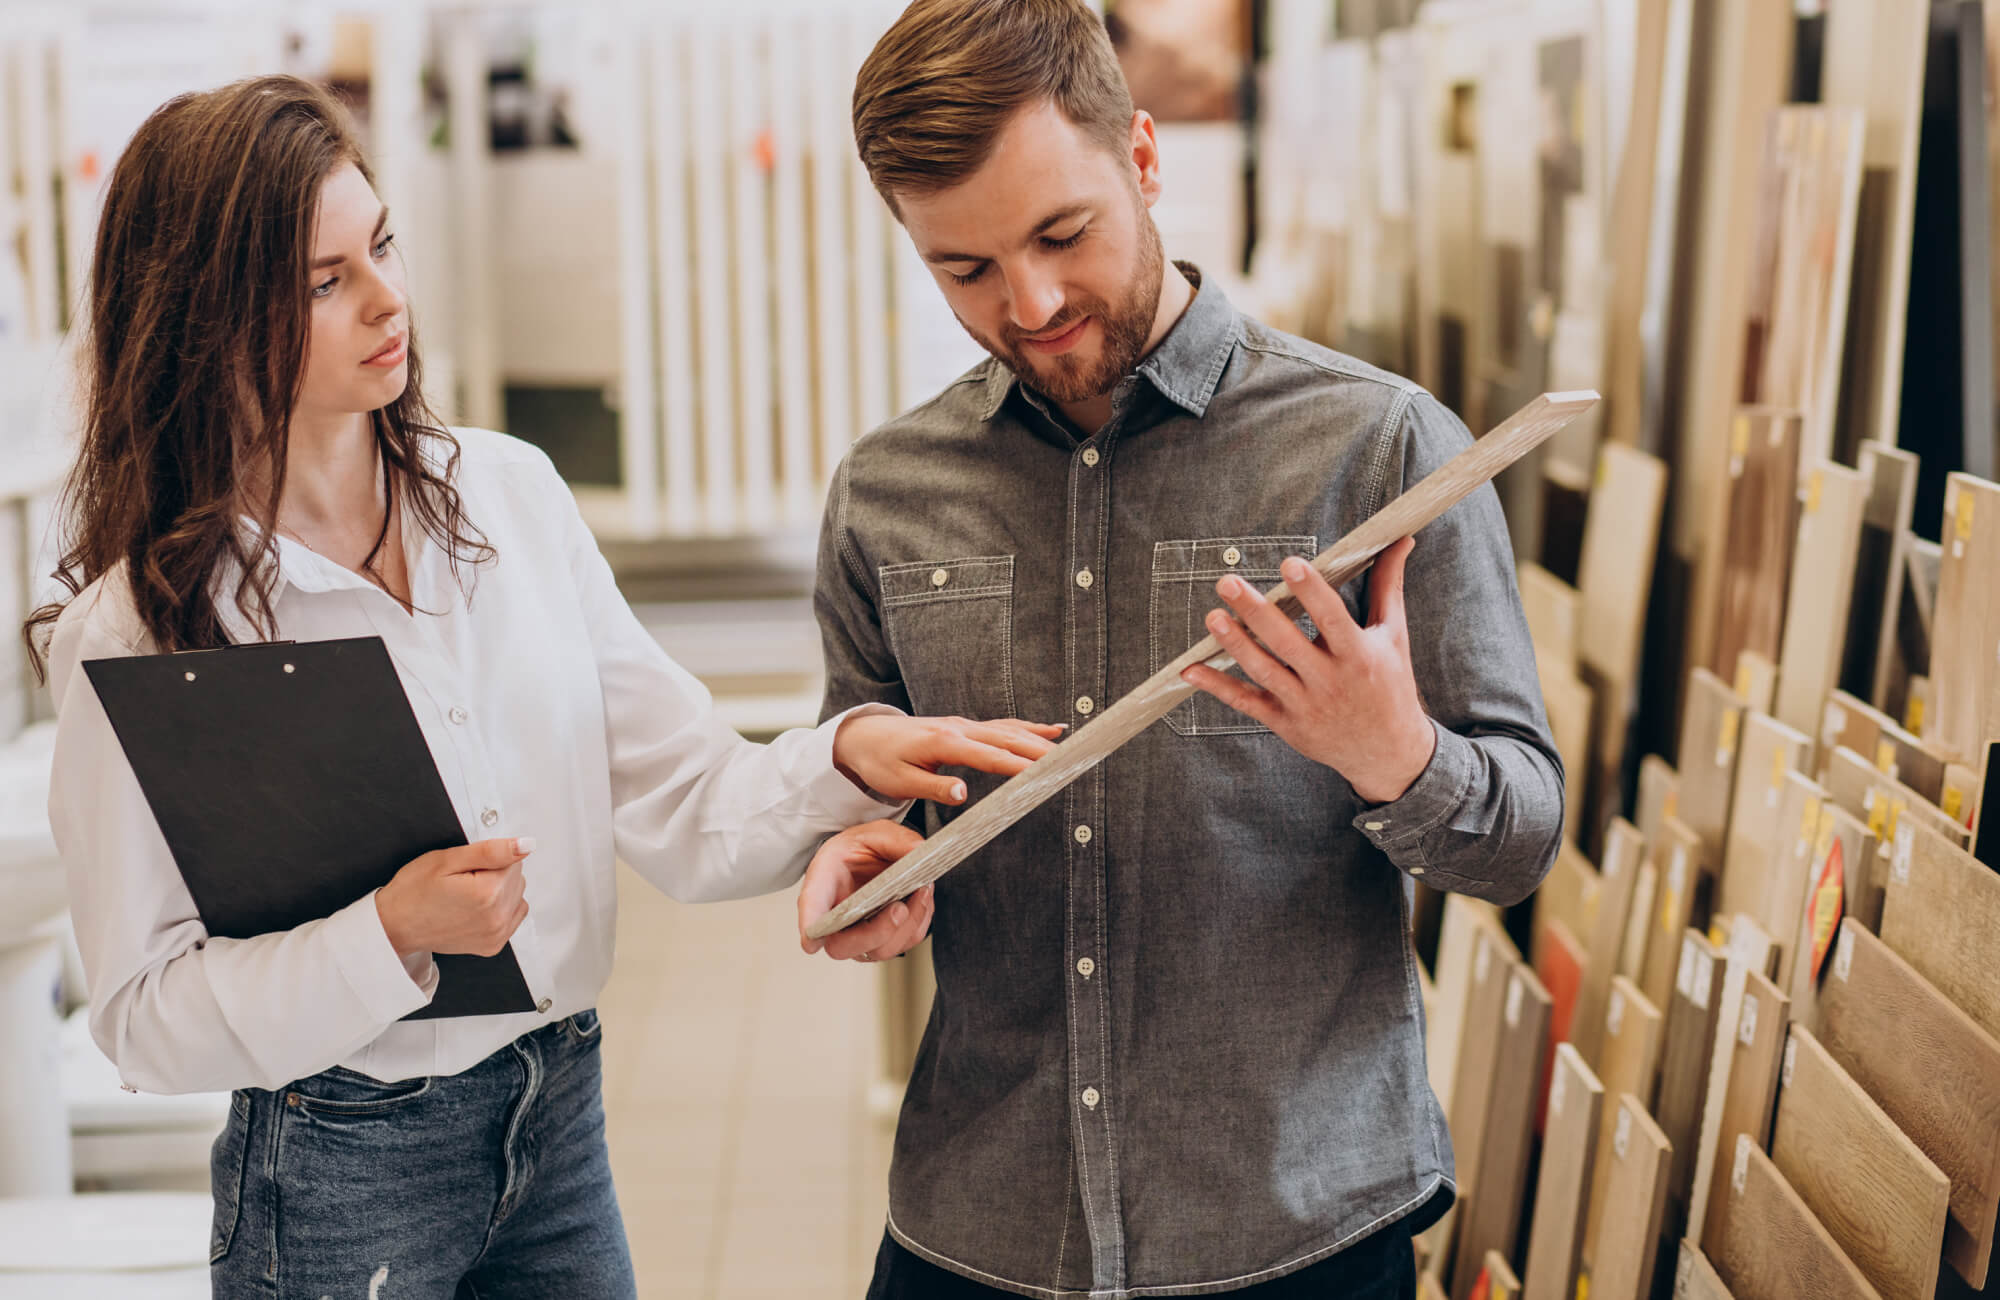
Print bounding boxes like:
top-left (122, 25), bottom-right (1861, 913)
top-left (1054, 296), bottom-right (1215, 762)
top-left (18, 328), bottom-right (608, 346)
top-left (296, 162), bottom-right (408, 425)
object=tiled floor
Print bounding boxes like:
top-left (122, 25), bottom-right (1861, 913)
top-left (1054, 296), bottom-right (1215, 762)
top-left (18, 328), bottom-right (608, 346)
top-left (597, 865), bottom-right (894, 1299)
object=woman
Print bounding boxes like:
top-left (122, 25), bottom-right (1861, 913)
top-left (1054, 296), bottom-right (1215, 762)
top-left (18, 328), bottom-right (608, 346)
top-left (30, 75), bottom-right (1046, 1296)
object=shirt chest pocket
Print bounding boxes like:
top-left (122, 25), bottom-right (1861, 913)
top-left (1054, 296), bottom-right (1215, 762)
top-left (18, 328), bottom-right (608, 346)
top-left (879, 556), bottom-right (1018, 722)
top-left (1150, 535), bottom-right (1319, 736)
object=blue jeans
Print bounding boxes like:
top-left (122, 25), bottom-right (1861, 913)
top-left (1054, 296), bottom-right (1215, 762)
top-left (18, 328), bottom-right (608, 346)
top-left (209, 1010), bottom-right (635, 1299)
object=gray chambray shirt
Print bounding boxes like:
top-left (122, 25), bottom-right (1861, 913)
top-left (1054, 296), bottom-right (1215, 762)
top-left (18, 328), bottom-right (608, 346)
top-left (815, 267), bottom-right (1563, 1298)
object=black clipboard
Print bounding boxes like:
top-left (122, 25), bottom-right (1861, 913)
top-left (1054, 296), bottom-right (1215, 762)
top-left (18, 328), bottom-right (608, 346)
top-left (83, 636), bottom-right (535, 1020)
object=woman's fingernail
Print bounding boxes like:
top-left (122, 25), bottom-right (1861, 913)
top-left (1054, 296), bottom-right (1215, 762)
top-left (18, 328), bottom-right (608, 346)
top-left (1207, 611), bottom-right (1228, 633)
top-left (951, 782), bottom-right (967, 801)
top-left (514, 837), bottom-right (537, 856)
top-left (892, 904), bottom-right (908, 924)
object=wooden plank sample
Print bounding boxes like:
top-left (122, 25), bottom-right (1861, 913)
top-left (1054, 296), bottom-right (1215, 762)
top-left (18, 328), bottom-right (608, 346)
top-left (1848, 443), bottom-right (1919, 711)
top-left (1926, 473), bottom-right (2000, 766)
top-left (1879, 818), bottom-right (2000, 1041)
top-left (1775, 462), bottom-right (1870, 744)
top-left (1821, 689), bottom-right (1892, 785)
top-left (1423, 906), bottom-right (1517, 1279)
top-left (1817, 919), bottom-right (2000, 1288)
top-left (1657, 930), bottom-right (1723, 1209)
top-left (1521, 1043), bottom-right (1603, 1300)
top-left (1763, 772), bottom-right (1832, 987)
top-left (1822, 0), bottom-right (1929, 460)
top-left (1573, 819), bottom-right (1646, 1066)
top-left (1824, 745), bottom-right (1970, 855)
top-left (1738, 109), bottom-right (1866, 465)
top-left (1451, 960), bottom-right (1553, 1300)
top-left (811, 391), bottom-right (1602, 937)
top-left (1719, 713), bottom-right (1812, 931)
top-left (1674, 1242), bottom-right (1737, 1300)
top-left (1420, 1271), bottom-right (1448, 1300)
top-left (1943, 760), bottom-right (1980, 833)
top-left (1620, 859), bottom-right (1658, 985)
top-left (1575, 443), bottom-right (1667, 827)
top-left (1769, 1025), bottom-right (1949, 1300)
top-left (1636, 754), bottom-right (1681, 849)
top-left (1714, 1139), bottom-right (1885, 1300)
top-left (1695, 966), bottom-right (1791, 1251)
top-left (1538, 659), bottom-right (1592, 849)
top-left (1583, 977), bottom-right (1664, 1267)
top-left (1678, 669), bottom-right (1749, 869)
top-left (1710, 408), bottom-right (1803, 677)
top-left (1880, 719), bottom-right (1947, 805)
top-left (1640, 818), bottom-right (1705, 1013)
top-left (1431, 895), bottom-right (1506, 1120)
top-left (1533, 843), bottom-right (1596, 972)
top-left (1585, 1096), bottom-right (1671, 1300)
top-left (1520, 561), bottom-right (1579, 665)
top-left (1477, 1250), bottom-right (1520, 1300)
top-left (1734, 650), bottom-right (1779, 716)
top-left (1786, 803), bottom-right (1877, 1031)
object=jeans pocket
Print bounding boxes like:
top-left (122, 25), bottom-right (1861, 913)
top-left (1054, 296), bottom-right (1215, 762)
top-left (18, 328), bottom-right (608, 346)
top-left (1150, 536), bottom-right (1318, 736)
top-left (287, 1065), bottom-right (434, 1117)
top-left (878, 556), bottom-right (1017, 722)
top-left (209, 1092), bottom-right (252, 1263)
top-left (564, 1007), bottom-right (603, 1042)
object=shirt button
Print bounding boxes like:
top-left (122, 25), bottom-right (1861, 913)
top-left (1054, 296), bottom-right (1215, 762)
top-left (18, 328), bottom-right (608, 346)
top-left (1364, 821), bottom-right (1385, 832)
top-left (1076, 568), bottom-right (1094, 589)
top-left (1082, 1087), bottom-right (1100, 1109)
top-left (1074, 825), bottom-right (1092, 845)
top-left (481, 808), bottom-right (500, 828)
top-left (1076, 696), bottom-right (1094, 715)
top-left (1224, 547), bottom-right (1242, 566)
top-left (449, 706), bottom-right (470, 725)
top-left (931, 568), bottom-right (949, 587)
top-left (1410, 866), bottom-right (1427, 877)
top-left (536, 997), bottom-right (553, 1014)
top-left (1077, 957), bottom-right (1095, 978)
top-left (1082, 448), bottom-right (1100, 467)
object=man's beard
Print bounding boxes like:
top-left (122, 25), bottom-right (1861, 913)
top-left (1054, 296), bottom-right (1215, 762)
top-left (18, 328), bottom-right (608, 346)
top-left (955, 210), bottom-right (1167, 406)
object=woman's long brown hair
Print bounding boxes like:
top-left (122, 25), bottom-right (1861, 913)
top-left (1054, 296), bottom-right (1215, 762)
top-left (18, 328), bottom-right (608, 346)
top-left (25, 74), bottom-right (493, 677)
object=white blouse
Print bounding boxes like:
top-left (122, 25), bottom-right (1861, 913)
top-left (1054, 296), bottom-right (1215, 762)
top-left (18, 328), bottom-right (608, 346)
top-left (46, 428), bottom-right (899, 1093)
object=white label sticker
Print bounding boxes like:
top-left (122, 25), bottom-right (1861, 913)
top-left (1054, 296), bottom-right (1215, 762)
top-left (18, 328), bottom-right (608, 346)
top-left (1834, 928), bottom-right (1854, 981)
top-left (1474, 933), bottom-right (1492, 984)
top-left (1668, 847), bottom-right (1688, 895)
top-left (1822, 701), bottom-right (1846, 746)
top-left (1615, 1106), bottom-right (1632, 1159)
top-left (1783, 1037), bottom-right (1798, 1088)
top-left (1739, 994), bottom-right (1760, 1046)
top-left (1893, 823), bottom-right (1914, 885)
top-left (1693, 952), bottom-right (1714, 1010)
top-left (1767, 783), bottom-right (1780, 809)
top-left (1550, 1064), bottom-right (1567, 1117)
top-left (1608, 987), bottom-right (1626, 1037)
top-left (1677, 940), bottom-right (1697, 999)
top-left (1956, 539), bottom-right (1966, 559)
top-left (1506, 974), bottom-right (1524, 1027)
top-left (1732, 1134), bottom-right (1752, 1193)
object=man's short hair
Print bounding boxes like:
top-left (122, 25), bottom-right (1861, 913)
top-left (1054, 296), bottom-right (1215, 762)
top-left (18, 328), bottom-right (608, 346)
top-left (853, 0), bottom-right (1136, 214)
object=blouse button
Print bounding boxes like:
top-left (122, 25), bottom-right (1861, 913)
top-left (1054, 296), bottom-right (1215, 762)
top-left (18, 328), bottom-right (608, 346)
top-left (449, 706), bottom-right (470, 725)
top-left (481, 808), bottom-right (500, 828)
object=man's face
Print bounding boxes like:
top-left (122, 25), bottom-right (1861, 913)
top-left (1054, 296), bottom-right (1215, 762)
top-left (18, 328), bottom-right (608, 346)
top-left (895, 100), bottom-right (1166, 405)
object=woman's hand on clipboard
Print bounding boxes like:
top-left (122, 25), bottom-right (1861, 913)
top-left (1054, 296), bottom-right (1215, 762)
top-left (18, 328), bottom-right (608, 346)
top-left (375, 836), bottom-right (536, 960)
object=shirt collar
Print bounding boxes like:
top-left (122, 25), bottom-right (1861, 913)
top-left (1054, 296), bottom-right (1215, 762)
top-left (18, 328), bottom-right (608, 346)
top-left (977, 261), bottom-right (1240, 424)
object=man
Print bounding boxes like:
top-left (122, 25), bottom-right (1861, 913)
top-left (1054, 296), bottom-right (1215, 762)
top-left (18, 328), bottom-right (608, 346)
top-left (799, 2), bottom-right (1563, 1295)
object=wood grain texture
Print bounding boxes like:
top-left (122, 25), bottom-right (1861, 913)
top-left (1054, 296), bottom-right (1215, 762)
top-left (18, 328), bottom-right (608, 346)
top-left (810, 391), bottom-right (1601, 938)
top-left (1762, 772), bottom-right (1832, 989)
top-left (1431, 896), bottom-right (1507, 1124)
top-left (1451, 961), bottom-right (1552, 1300)
top-left (1640, 818), bottom-right (1706, 1013)
top-left (1775, 461), bottom-right (1870, 743)
top-left (1522, 1043), bottom-right (1603, 1300)
top-left (1769, 1025), bottom-right (1948, 1300)
top-left (1445, 918), bottom-right (1522, 1242)
top-left (1714, 1140), bottom-right (1884, 1300)
top-left (1574, 819), bottom-right (1646, 1066)
top-left (1879, 818), bottom-right (2000, 1041)
top-left (1711, 408), bottom-right (1803, 677)
top-left (1719, 713), bottom-right (1812, 936)
top-left (1657, 930), bottom-right (1724, 1208)
top-left (1821, 690), bottom-right (1892, 786)
top-left (1577, 442), bottom-right (1668, 694)
top-left (1927, 473), bottom-right (2000, 765)
top-left (1786, 803), bottom-right (1876, 1031)
top-left (1817, 919), bottom-right (2000, 1288)
top-left (1673, 1242), bottom-right (1737, 1300)
top-left (1583, 976), bottom-right (1663, 1267)
top-left (1585, 1096), bottom-right (1671, 1300)
top-left (1678, 669), bottom-right (1750, 869)
top-left (1695, 966), bottom-right (1790, 1251)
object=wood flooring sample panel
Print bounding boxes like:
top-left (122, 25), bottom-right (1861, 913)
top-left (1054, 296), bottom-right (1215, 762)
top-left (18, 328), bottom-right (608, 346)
top-left (1821, 689), bottom-right (1892, 785)
top-left (1585, 1096), bottom-right (1671, 1300)
top-left (1715, 1138), bottom-right (1883, 1300)
top-left (1711, 409), bottom-right (1803, 679)
top-left (1430, 896), bottom-right (1505, 1118)
top-left (1775, 462), bottom-right (1870, 744)
top-left (1786, 803), bottom-right (1875, 1031)
top-left (1673, 1243), bottom-right (1736, 1300)
top-left (1696, 967), bottom-right (1790, 1252)
top-left (1583, 976), bottom-right (1663, 1267)
top-left (1657, 931), bottom-right (1723, 1207)
top-left (1928, 473), bottom-right (2000, 764)
top-left (1577, 443), bottom-right (1667, 694)
top-left (1574, 820), bottom-right (1646, 1066)
top-left (1719, 713), bottom-right (1812, 936)
top-left (1734, 649), bottom-right (1779, 716)
top-left (1640, 818), bottom-right (1705, 1013)
top-left (1817, 919), bottom-right (2000, 1287)
top-left (1769, 1025), bottom-right (1948, 1300)
top-left (1678, 669), bottom-right (1749, 871)
top-left (1764, 772), bottom-right (1832, 987)
top-left (1522, 1043), bottom-right (1602, 1300)
top-left (1879, 819), bottom-right (2000, 1040)
top-left (1637, 754), bottom-right (1682, 849)
top-left (1844, 442), bottom-right (1918, 709)
top-left (1451, 961), bottom-right (1552, 1300)
top-left (1520, 561), bottom-right (1580, 666)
